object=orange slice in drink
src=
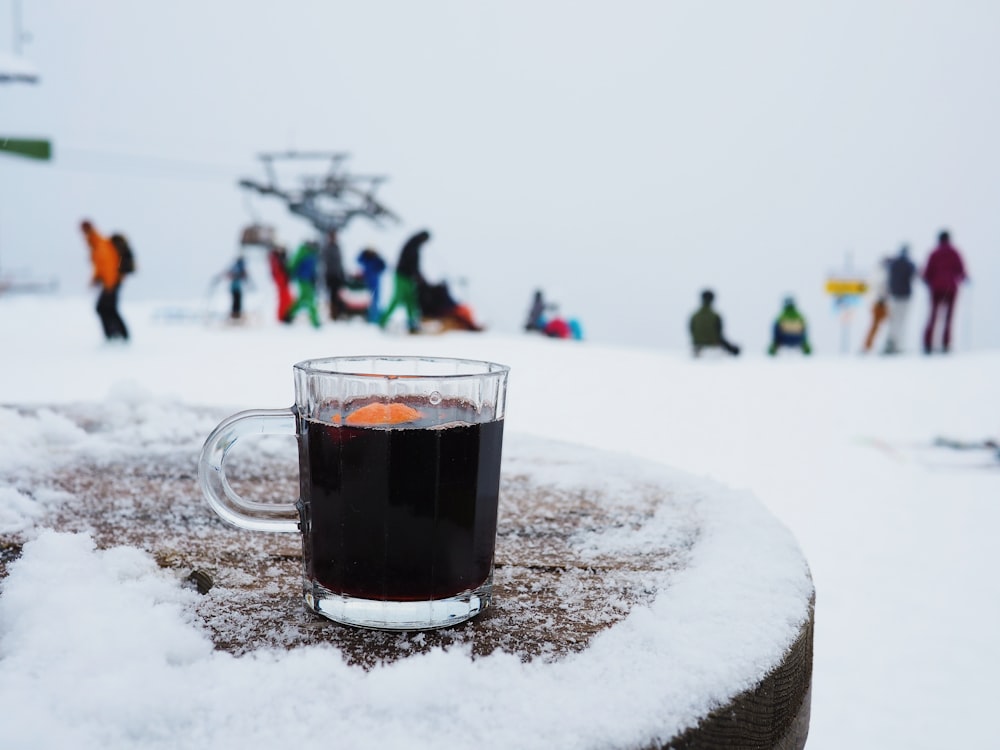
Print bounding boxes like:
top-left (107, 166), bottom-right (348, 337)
top-left (345, 402), bottom-right (423, 426)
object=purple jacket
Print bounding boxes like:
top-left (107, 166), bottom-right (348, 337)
top-left (922, 242), bottom-right (967, 294)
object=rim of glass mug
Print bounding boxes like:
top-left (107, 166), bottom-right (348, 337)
top-left (293, 355), bottom-right (510, 378)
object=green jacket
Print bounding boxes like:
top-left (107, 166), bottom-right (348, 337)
top-left (775, 306), bottom-right (807, 335)
top-left (288, 243), bottom-right (319, 286)
top-left (690, 304), bottom-right (724, 347)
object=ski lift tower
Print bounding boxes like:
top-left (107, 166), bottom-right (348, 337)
top-left (1, 0), bottom-right (49, 157)
top-left (0, 0), bottom-right (38, 83)
top-left (1, 0), bottom-right (56, 294)
top-left (236, 151), bottom-right (400, 245)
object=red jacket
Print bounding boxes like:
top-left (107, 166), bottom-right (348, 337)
top-left (922, 242), bottom-right (967, 294)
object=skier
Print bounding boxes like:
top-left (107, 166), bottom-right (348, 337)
top-left (215, 255), bottom-right (251, 320)
top-left (379, 230), bottom-right (430, 333)
top-left (921, 230), bottom-right (968, 354)
top-left (284, 241), bottom-right (321, 328)
top-left (356, 247), bottom-right (387, 323)
top-left (689, 289), bottom-right (740, 356)
top-left (267, 246), bottom-right (294, 323)
top-left (81, 219), bottom-right (129, 341)
top-left (768, 297), bottom-right (812, 356)
top-left (884, 244), bottom-right (916, 354)
top-left (321, 229), bottom-right (347, 321)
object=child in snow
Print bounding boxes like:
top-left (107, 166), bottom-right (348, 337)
top-left (768, 297), bottom-right (812, 355)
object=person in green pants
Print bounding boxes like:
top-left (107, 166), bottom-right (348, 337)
top-left (379, 230), bottom-right (430, 333)
top-left (284, 241), bottom-right (321, 328)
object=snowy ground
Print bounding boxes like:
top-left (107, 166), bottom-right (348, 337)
top-left (1, 293), bottom-right (998, 749)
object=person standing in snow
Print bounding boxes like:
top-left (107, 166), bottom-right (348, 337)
top-left (81, 219), bottom-right (129, 341)
top-left (379, 230), bottom-right (430, 333)
top-left (215, 255), bottom-right (251, 320)
top-left (689, 289), bottom-right (740, 356)
top-left (321, 229), bottom-right (347, 321)
top-left (921, 230), bottom-right (968, 354)
top-left (524, 289), bottom-right (556, 332)
top-left (883, 244), bottom-right (916, 354)
top-left (267, 245), bottom-right (294, 323)
top-left (284, 241), bottom-right (322, 328)
top-left (356, 247), bottom-right (386, 323)
top-left (768, 297), bottom-right (812, 356)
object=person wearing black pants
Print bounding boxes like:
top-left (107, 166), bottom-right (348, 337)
top-left (82, 220), bottom-right (129, 341)
top-left (96, 283), bottom-right (129, 340)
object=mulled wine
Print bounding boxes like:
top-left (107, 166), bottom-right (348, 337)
top-left (298, 400), bottom-right (504, 602)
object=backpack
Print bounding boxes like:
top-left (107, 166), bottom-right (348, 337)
top-left (111, 234), bottom-right (136, 275)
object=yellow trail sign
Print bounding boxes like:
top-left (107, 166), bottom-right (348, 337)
top-left (825, 278), bottom-right (868, 296)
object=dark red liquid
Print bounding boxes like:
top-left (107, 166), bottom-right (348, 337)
top-left (298, 403), bottom-right (503, 601)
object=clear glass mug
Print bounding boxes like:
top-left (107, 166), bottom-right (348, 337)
top-left (198, 356), bottom-right (509, 631)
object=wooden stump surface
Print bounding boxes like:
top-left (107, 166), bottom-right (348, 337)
top-left (0, 403), bottom-right (813, 749)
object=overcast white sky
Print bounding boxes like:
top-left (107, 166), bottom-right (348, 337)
top-left (2, 0), bottom-right (998, 352)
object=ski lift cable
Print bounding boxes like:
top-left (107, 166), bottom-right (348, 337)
top-left (33, 146), bottom-right (246, 182)
top-left (26, 160), bottom-right (238, 184)
top-left (62, 146), bottom-right (245, 173)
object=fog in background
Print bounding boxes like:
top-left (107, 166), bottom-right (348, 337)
top-left (2, 0), bottom-right (998, 353)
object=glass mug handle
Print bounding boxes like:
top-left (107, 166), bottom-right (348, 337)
top-left (197, 408), bottom-right (300, 533)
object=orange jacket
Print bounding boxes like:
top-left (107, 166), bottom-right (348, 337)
top-left (85, 226), bottom-right (121, 289)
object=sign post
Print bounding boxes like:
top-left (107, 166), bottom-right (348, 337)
top-left (824, 255), bottom-right (868, 355)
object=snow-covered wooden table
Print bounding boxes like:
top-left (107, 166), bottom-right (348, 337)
top-left (0, 403), bottom-right (813, 750)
